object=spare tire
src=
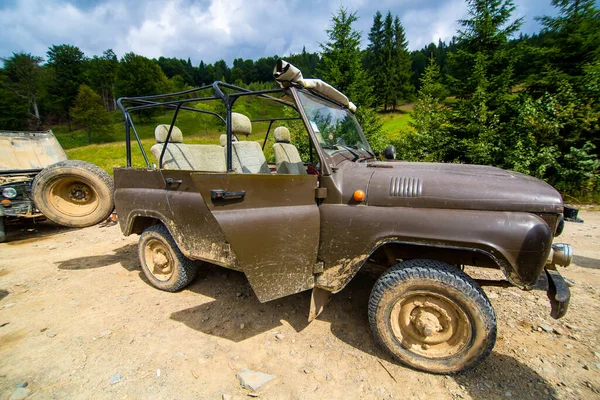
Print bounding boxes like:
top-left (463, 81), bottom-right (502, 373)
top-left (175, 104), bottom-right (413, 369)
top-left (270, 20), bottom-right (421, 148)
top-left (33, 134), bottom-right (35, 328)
top-left (32, 160), bottom-right (114, 228)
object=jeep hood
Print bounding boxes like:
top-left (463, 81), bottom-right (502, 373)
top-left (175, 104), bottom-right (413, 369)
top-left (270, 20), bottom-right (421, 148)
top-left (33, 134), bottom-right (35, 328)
top-left (363, 161), bottom-right (563, 214)
top-left (0, 130), bottom-right (67, 171)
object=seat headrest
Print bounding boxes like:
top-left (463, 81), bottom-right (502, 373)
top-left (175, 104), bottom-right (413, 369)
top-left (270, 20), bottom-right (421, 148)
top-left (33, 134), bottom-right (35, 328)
top-left (231, 112), bottom-right (252, 136)
top-left (155, 124), bottom-right (183, 143)
top-left (220, 134), bottom-right (238, 147)
top-left (274, 126), bottom-right (290, 143)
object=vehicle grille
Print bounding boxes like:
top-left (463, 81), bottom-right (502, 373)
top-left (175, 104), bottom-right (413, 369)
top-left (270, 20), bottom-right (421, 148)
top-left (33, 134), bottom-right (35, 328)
top-left (389, 177), bottom-right (422, 197)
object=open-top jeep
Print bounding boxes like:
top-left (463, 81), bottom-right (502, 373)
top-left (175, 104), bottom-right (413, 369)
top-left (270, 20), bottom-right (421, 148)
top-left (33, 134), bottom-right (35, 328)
top-left (114, 61), bottom-right (573, 374)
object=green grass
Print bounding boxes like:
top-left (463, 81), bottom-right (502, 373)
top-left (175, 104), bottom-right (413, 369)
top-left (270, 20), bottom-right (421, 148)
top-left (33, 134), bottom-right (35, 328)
top-left (64, 133), bottom-right (228, 174)
top-left (53, 95), bottom-right (289, 149)
top-left (54, 95), bottom-right (290, 173)
top-left (53, 109), bottom-right (228, 150)
top-left (379, 110), bottom-right (414, 142)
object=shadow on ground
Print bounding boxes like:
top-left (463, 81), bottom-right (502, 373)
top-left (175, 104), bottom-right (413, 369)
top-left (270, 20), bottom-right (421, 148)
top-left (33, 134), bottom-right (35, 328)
top-left (170, 264), bottom-right (312, 342)
top-left (454, 354), bottom-right (557, 399)
top-left (3, 219), bottom-right (76, 245)
top-left (168, 265), bottom-right (557, 398)
top-left (573, 255), bottom-right (600, 270)
top-left (0, 289), bottom-right (8, 301)
top-left (56, 243), bottom-right (138, 271)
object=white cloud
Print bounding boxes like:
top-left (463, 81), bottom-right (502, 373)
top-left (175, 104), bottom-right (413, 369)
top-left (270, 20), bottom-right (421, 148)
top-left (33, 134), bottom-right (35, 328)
top-left (0, 0), bottom-right (557, 65)
top-left (400, 0), bottom-right (467, 49)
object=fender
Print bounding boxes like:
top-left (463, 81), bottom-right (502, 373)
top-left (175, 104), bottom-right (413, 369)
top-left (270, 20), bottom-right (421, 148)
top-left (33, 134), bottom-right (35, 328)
top-left (114, 168), bottom-right (237, 268)
top-left (316, 204), bottom-right (553, 292)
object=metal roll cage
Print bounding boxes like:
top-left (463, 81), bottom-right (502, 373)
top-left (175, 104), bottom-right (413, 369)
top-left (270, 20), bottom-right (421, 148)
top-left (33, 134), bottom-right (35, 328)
top-left (116, 81), bottom-right (301, 171)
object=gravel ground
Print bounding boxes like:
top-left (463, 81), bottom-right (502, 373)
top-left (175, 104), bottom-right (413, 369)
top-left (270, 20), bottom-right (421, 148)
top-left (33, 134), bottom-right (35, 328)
top-left (0, 211), bottom-right (599, 399)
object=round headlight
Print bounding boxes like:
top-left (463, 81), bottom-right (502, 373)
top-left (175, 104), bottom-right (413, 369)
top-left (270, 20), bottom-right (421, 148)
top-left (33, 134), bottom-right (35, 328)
top-left (2, 187), bottom-right (18, 199)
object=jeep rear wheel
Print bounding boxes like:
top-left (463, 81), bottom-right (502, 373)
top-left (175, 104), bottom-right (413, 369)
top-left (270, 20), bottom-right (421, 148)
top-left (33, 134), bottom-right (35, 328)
top-left (32, 160), bottom-right (114, 228)
top-left (138, 224), bottom-right (198, 292)
top-left (368, 259), bottom-right (496, 374)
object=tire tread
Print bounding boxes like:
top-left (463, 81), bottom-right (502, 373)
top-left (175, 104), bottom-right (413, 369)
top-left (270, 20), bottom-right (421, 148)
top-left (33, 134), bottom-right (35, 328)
top-left (139, 224), bottom-right (198, 292)
top-left (32, 160), bottom-right (114, 227)
top-left (368, 259), bottom-right (496, 374)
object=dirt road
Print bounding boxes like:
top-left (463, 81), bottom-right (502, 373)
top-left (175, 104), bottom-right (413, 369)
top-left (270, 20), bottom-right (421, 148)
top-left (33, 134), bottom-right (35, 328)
top-left (1, 212), bottom-right (599, 399)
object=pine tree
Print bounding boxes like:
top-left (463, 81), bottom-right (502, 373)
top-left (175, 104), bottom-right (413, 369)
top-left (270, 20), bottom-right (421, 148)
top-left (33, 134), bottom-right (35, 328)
top-left (366, 11), bottom-right (385, 109)
top-left (197, 61), bottom-right (209, 85)
top-left (318, 7), bottom-right (383, 152)
top-left (449, 0), bottom-right (522, 99)
top-left (444, 0), bottom-right (523, 164)
top-left (381, 12), bottom-right (395, 110)
top-left (391, 16), bottom-right (414, 109)
top-left (319, 8), bottom-right (372, 106)
top-left (535, 0), bottom-right (600, 87)
top-left (70, 84), bottom-right (112, 145)
top-left (367, 12), bottom-right (415, 110)
top-left (406, 59), bottom-right (449, 161)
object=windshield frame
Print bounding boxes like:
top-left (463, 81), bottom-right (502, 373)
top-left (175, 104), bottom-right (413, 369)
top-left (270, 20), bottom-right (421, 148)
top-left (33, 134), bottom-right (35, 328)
top-left (290, 87), bottom-right (374, 175)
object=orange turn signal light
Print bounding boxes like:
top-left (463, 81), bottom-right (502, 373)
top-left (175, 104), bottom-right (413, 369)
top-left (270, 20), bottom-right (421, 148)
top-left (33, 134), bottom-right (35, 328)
top-left (353, 190), bottom-right (365, 202)
top-left (1, 199), bottom-right (11, 207)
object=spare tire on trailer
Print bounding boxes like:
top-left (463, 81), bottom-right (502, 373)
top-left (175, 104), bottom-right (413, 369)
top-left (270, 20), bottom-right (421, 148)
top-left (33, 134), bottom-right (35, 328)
top-left (32, 160), bottom-right (114, 228)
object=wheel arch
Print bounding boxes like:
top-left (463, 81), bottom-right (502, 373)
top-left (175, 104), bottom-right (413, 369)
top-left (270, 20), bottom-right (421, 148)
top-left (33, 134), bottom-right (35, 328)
top-left (130, 214), bottom-right (162, 235)
top-left (122, 210), bottom-right (235, 268)
top-left (316, 237), bottom-right (517, 294)
top-left (121, 210), bottom-right (169, 236)
top-left (123, 211), bottom-right (198, 262)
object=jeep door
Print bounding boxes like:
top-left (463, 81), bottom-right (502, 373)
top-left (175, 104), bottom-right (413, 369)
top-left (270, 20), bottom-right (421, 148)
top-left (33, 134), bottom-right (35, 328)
top-left (191, 172), bottom-right (320, 302)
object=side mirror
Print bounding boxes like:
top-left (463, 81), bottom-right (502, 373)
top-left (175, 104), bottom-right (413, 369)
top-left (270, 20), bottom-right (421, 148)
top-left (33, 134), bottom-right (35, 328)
top-left (383, 145), bottom-right (396, 160)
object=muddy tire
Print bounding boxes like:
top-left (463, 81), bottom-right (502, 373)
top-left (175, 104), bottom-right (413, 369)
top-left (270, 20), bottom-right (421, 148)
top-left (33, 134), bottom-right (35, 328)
top-left (32, 160), bottom-right (114, 228)
top-left (368, 259), bottom-right (496, 374)
top-left (138, 224), bottom-right (198, 292)
top-left (0, 216), bottom-right (5, 243)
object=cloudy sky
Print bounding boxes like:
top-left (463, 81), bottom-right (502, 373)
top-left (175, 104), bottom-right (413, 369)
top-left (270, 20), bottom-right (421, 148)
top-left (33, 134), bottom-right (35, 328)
top-left (0, 0), bottom-right (558, 65)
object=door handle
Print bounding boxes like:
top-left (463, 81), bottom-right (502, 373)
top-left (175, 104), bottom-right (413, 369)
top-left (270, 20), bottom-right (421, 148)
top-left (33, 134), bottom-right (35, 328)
top-left (211, 189), bottom-right (246, 200)
top-left (165, 178), bottom-right (183, 185)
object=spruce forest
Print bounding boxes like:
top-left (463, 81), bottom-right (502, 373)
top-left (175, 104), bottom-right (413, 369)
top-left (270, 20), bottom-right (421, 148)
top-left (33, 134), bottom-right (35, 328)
top-left (1, 0), bottom-right (599, 201)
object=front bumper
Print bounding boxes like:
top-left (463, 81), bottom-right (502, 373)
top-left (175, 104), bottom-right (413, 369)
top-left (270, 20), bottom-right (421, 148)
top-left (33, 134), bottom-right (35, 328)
top-left (545, 266), bottom-right (570, 319)
top-left (536, 243), bottom-right (573, 319)
top-left (0, 198), bottom-right (37, 218)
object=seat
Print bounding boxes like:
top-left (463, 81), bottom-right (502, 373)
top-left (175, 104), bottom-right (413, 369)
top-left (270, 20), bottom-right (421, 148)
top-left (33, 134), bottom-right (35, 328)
top-left (219, 134), bottom-right (237, 147)
top-left (189, 144), bottom-right (226, 172)
top-left (272, 126), bottom-right (307, 175)
top-left (150, 125), bottom-right (198, 170)
top-left (223, 113), bottom-right (270, 174)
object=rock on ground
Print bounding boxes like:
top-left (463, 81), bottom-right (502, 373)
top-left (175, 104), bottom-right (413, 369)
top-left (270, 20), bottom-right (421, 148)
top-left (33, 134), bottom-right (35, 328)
top-left (236, 368), bottom-right (276, 392)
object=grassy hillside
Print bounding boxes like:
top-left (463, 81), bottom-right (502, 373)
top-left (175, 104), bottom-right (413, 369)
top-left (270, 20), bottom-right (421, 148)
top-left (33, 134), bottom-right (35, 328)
top-left (60, 105), bottom-right (413, 174)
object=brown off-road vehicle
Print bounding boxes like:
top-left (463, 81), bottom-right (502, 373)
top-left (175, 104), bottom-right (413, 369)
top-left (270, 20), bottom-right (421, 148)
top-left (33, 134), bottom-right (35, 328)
top-left (114, 61), bottom-right (573, 374)
top-left (0, 130), bottom-right (114, 242)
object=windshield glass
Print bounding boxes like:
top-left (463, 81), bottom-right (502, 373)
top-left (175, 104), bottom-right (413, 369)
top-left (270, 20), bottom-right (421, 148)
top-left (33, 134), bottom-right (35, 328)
top-left (296, 89), bottom-right (373, 158)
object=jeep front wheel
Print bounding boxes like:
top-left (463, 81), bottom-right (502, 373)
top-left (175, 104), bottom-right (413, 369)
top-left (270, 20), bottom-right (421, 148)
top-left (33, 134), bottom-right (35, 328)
top-left (368, 259), bottom-right (496, 374)
top-left (138, 224), bottom-right (198, 292)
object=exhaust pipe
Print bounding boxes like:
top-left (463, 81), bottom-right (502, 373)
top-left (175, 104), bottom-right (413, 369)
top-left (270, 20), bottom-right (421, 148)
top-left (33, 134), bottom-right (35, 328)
top-left (547, 243), bottom-right (573, 267)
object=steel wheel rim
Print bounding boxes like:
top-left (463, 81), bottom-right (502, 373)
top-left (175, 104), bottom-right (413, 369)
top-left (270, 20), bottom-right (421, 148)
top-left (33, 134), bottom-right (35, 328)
top-left (390, 291), bottom-right (472, 358)
top-left (144, 239), bottom-right (174, 281)
top-left (48, 176), bottom-right (99, 217)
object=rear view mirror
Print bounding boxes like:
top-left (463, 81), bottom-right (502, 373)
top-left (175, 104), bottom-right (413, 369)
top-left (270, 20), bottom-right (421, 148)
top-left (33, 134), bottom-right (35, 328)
top-left (384, 145), bottom-right (396, 160)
